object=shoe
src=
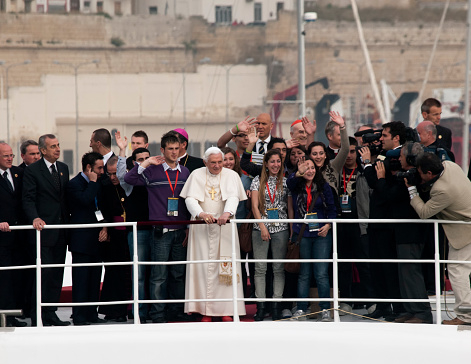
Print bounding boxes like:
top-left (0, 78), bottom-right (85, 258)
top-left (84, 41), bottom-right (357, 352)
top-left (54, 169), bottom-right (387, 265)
top-left (394, 313), bottom-right (413, 323)
top-left (151, 317), bottom-right (167, 324)
top-left (73, 321), bottom-right (91, 326)
top-left (89, 317), bottom-right (107, 324)
top-left (291, 310), bottom-right (307, 321)
top-left (7, 318), bottom-right (27, 327)
top-left (200, 316), bottom-right (212, 322)
top-left (115, 316), bottom-right (127, 323)
top-left (271, 302), bottom-right (282, 321)
top-left (168, 312), bottom-right (196, 322)
top-left (442, 317), bottom-right (471, 325)
top-left (254, 302), bottom-right (265, 322)
top-left (319, 309), bottom-right (332, 322)
top-left (281, 309), bottom-right (292, 319)
top-left (364, 308), bottom-right (391, 320)
top-left (404, 317), bottom-right (432, 324)
top-left (338, 303), bottom-right (352, 316)
top-left (43, 315), bottom-right (71, 327)
top-left (222, 316), bottom-right (233, 322)
top-left (384, 312), bottom-right (402, 322)
top-left (366, 304), bottom-right (377, 315)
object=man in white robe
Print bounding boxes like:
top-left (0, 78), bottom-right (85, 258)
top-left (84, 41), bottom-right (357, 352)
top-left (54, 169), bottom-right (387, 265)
top-left (180, 147), bottom-right (247, 321)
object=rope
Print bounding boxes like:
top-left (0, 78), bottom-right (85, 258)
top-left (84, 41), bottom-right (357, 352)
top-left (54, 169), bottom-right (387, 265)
top-left (275, 307), bottom-right (389, 323)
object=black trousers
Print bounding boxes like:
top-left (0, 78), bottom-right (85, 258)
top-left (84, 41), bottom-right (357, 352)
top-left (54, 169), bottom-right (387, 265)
top-left (30, 240), bottom-right (67, 320)
top-left (98, 229), bottom-right (131, 317)
top-left (396, 243), bottom-right (432, 321)
top-left (338, 223), bottom-right (375, 302)
top-left (0, 244), bottom-right (15, 310)
top-left (368, 227), bottom-right (404, 313)
top-left (72, 251), bottom-right (102, 323)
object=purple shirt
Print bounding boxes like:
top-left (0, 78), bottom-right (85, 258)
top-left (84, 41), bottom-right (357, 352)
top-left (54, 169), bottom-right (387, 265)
top-left (124, 163), bottom-right (190, 229)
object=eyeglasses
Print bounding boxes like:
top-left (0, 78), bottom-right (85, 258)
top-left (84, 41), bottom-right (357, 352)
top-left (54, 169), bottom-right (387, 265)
top-left (107, 172), bottom-right (117, 177)
top-left (1, 154), bottom-right (14, 159)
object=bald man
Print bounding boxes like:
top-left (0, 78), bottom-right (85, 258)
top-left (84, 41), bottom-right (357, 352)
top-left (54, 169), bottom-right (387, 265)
top-left (416, 121), bottom-right (454, 162)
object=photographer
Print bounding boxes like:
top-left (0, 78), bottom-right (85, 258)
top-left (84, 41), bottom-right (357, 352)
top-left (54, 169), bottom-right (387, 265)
top-left (359, 121), bottom-right (406, 320)
top-left (407, 153), bottom-right (471, 325)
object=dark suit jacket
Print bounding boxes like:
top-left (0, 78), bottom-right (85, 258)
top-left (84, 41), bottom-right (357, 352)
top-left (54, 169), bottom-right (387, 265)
top-left (436, 124), bottom-right (452, 150)
top-left (18, 162), bottom-right (27, 170)
top-left (22, 158), bottom-right (70, 247)
top-left (180, 154), bottom-right (204, 173)
top-left (67, 173), bottom-right (102, 256)
top-left (0, 166), bottom-right (24, 247)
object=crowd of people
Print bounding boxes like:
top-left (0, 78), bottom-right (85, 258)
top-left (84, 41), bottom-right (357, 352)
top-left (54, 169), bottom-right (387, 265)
top-left (1, 97), bottom-right (471, 327)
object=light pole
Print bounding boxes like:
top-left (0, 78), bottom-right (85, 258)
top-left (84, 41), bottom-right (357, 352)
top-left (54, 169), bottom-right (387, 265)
top-left (52, 59), bottom-right (100, 174)
top-left (224, 57), bottom-right (253, 130)
top-left (0, 60), bottom-right (31, 145)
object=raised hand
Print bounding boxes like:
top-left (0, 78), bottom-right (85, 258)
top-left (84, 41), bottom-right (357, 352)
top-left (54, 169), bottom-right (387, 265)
top-left (247, 126), bottom-right (259, 145)
top-left (375, 161), bottom-right (386, 179)
top-left (328, 111), bottom-right (345, 128)
top-left (147, 156), bottom-right (165, 166)
top-left (237, 116), bottom-right (257, 133)
top-left (286, 138), bottom-right (300, 149)
top-left (114, 130), bottom-right (128, 151)
top-left (297, 157), bottom-right (309, 175)
top-left (301, 116), bottom-right (316, 136)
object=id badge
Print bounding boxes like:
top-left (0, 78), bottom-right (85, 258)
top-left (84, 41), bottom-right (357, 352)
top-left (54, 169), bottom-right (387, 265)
top-left (305, 212), bottom-right (319, 232)
top-left (95, 210), bottom-right (104, 221)
top-left (267, 208), bottom-right (279, 226)
top-left (167, 197), bottom-right (179, 216)
top-left (340, 194), bottom-right (352, 213)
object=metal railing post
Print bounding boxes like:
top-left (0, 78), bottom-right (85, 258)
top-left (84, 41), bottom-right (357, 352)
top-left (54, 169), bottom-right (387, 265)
top-left (231, 220), bottom-right (239, 322)
top-left (434, 222), bottom-right (441, 325)
top-left (332, 221), bottom-right (340, 322)
top-left (132, 222), bottom-right (140, 324)
top-left (36, 229), bottom-right (42, 327)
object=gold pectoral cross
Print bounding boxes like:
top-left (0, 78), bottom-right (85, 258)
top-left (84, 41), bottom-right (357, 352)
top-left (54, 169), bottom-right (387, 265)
top-left (209, 186), bottom-right (216, 200)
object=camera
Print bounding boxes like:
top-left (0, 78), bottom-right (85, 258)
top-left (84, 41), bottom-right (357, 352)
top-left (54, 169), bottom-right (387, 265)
top-left (396, 168), bottom-right (420, 186)
top-left (355, 129), bottom-right (382, 156)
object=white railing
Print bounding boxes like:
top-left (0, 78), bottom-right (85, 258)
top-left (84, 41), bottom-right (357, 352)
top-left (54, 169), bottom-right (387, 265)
top-left (1, 218), bottom-right (469, 327)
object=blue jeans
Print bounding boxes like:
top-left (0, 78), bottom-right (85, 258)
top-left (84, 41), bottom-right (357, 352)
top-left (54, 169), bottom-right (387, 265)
top-left (149, 228), bottom-right (187, 320)
top-left (294, 232), bottom-right (332, 311)
top-left (128, 229), bottom-right (153, 319)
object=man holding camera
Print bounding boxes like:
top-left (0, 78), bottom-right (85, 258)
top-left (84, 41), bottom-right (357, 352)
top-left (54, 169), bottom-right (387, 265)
top-left (407, 153), bottom-right (471, 325)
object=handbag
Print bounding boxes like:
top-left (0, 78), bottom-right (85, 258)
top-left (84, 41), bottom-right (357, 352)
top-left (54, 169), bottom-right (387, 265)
top-left (238, 210), bottom-right (253, 253)
top-left (284, 190), bottom-right (320, 274)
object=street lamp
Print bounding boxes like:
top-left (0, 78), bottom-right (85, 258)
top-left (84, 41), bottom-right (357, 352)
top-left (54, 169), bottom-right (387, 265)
top-left (224, 57), bottom-right (253, 130)
top-left (0, 60), bottom-right (31, 144)
top-left (52, 59), bottom-right (100, 174)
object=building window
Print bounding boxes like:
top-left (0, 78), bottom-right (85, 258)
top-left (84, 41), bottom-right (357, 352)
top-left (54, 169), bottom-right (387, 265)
top-left (215, 6), bottom-right (232, 24)
top-left (97, 1), bottom-right (104, 13)
top-left (114, 1), bottom-right (122, 15)
top-left (254, 3), bottom-right (262, 22)
top-left (84, 1), bottom-right (90, 8)
top-left (149, 6), bottom-right (157, 14)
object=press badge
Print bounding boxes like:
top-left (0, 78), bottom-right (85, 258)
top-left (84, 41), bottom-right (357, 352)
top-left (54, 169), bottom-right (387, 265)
top-left (95, 210), bottom-right (104, 221)
top-left (305, 212), bottom-right (319, 232)
top-left (340, 194), bottom-right (352, 213)
top-left (267, 208), bottom-right (279, 226)
top-left (167, 197), bottom-right (179, 216)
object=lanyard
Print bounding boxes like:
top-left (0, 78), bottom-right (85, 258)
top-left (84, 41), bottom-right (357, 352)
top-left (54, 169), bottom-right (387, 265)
top-left (342, 167), bottom-right (356, 194)
top-left (165, 170), bottom-right (179, 197)
top-left (306, 184), bottom-right (312, 208)
top-left (266, 182), bottom-right (277, 204)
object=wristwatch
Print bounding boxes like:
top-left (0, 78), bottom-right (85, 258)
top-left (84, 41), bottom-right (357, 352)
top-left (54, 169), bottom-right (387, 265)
top-left (363, 159), bottom-right (371, 164)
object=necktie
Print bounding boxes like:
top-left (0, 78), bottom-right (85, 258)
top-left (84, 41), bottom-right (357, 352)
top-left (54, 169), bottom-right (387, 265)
top-left (51, 164), bottom-right (61, 190)
top-left (3, 171), bottom-right (13, 193)
top-left (257, 141), bottom-right (265, 154)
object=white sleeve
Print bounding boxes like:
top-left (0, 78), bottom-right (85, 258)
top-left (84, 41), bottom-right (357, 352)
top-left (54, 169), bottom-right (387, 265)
top-left (117, 156), bottom-right (133, 197)
top-left (224, 196), bottom-right (239, 216)
top-left (185, 197), bottom-right (204, 218)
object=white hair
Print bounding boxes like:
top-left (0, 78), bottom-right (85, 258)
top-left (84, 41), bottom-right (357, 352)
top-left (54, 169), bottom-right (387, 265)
top-left (203, 147), bottom-right (224, 162)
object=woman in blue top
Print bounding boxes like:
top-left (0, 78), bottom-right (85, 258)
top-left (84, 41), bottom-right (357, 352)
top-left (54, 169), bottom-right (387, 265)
top-left (287, 156), bottom-right (337, 322)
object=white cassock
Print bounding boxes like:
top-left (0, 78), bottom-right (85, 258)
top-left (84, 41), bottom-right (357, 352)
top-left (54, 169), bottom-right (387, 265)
top-left (180, 167), bottom-right (247, 316)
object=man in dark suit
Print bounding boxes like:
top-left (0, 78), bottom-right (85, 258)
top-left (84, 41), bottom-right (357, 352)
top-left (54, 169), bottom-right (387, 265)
top-left (22, 134), bottom-right (71, 326)
top-left (67, 152), bottom-right (107, 325)
top-left (0, 143), bottom-right (27, 327)
top-left (19, 140), bottom-right (41, 169)
top-left (421, 98), bottom-right (452, 150)
top-left (170, 128), bottom-right (204, 173)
